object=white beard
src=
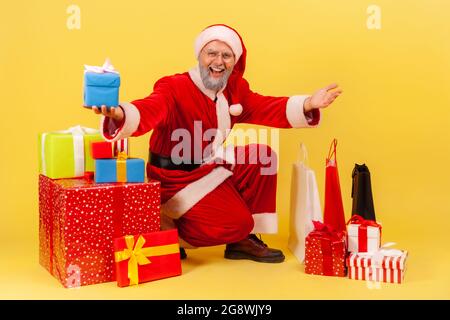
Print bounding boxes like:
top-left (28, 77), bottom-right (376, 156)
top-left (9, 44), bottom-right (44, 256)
top-left (199, 64), bottom-right (232, 92)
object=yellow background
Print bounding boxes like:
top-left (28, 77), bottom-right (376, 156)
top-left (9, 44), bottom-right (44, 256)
top-left (1, 0), bottom-right (449, 299)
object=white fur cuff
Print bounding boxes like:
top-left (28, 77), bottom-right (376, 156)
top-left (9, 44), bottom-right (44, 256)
top-left (286, 95), bottom-right (316, 128)
top-left (101, 102), bottom-right (140, 142)
top-left (251, 213), bottom-right (278, 234)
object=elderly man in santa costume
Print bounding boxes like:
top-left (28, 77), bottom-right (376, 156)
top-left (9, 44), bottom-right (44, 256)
top-left (91, 24), bottom-right (342, 263)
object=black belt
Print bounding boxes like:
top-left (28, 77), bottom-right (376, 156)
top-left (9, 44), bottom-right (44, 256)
top-left (149, 152), bottom-right (201, 172)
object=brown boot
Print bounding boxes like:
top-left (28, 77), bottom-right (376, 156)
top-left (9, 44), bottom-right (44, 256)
top-left (224, 234), bottom-right (285, 263)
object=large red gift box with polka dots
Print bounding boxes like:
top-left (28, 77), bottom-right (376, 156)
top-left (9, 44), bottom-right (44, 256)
top-left (38, 174), bottom-right (160, 287)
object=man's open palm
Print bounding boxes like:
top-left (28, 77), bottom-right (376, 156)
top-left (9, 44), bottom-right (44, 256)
top-left (308, 83), bottom-right (343, 110)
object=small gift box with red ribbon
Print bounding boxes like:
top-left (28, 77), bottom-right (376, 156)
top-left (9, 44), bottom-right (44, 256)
top-left (95, 152), bottom-right (145, 183)
top-left (39, 174), bottom-right (160, 287)
top-left (347, 243), bottom-right (408, 284)
top-left (113, 229), bottom-right (182, 287)
top-left (347, 215), bottom-right (382, 253)
top-left (304, 221), bottom-right (347, 277)
top-left (91, 139), bottom-right (129, 159)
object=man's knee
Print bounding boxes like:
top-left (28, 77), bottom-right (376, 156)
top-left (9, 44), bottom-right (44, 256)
top-left (207, 212), bottom-right (254, 245)
top-left (177, 210), bottom-right (254, 246)
top-left (208, 214), bottom-right (253, 245)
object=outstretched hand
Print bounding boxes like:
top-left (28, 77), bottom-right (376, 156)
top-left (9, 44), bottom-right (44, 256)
top-left (304, 83), bottom-right (343, 113)
top-left (90, 105), bottom-right (124, 122)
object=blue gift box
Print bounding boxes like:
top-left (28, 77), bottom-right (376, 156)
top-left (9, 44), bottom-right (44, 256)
top-left (84, 71), bottom-right (120, 107)
top-left (95, 158), bottom-right (145, 183)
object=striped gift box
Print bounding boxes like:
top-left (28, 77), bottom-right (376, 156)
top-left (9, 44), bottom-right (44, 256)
top-left (347, 250), bottom-right (408, 284)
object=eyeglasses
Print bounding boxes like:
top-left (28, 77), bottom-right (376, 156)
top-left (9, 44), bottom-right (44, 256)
top-left (204, 50), bottom-right (235, 63)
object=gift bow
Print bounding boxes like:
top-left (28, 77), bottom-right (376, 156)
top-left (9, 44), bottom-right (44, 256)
top-left (357, 242), bottom-right (404, 267)
top-left (114, 235), bottom-right (179, 286)
top-left (57, 125), bottom-right (99, 135)
top-left (311, 220), bottom-right (345, 242)
top-left (347, 214), bottom-right (382, 229)
top-left (117, 151), bottom-right (128, 161)
top-left (84, 58), bottom-right (119, 74)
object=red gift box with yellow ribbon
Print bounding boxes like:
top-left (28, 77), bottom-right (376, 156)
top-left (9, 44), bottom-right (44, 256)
top-left (304, 221), bottom-right (347, 277)
top-left (113, 229), bottom-right (182, 287)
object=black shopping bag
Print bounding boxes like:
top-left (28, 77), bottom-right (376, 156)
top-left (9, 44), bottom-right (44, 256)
top-left (351, 164), bottom-right (376, 221)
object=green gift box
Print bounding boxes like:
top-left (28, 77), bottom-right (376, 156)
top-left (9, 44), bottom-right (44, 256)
top-left (39, 126), bottom-right (103, 179)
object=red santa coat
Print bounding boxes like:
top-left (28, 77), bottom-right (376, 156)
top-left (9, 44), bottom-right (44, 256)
top-left (101, 26), bottom-right (320, 240)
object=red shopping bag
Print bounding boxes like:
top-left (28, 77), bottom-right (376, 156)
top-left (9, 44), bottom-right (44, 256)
top-left (324, 139), bottom-right (346, 232)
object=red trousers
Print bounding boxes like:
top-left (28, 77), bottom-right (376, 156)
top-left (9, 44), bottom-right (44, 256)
top-left (174, 144), bottom-right (278, 247)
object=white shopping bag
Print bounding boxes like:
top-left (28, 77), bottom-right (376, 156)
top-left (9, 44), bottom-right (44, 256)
top-left (288, 143), bottom-right (323, 263)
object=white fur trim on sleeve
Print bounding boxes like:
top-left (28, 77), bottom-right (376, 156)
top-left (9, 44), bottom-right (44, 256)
top-left (251, 212), bottom-right (278, 234)
top-left (101, 102), bottom-right (140, 142)
top-left (161, 166), bottom-right (233, 219)
top-left (286, 95), bottom-right (316, 128)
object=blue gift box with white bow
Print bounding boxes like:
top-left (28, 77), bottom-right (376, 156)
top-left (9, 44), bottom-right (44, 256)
top-left (83, 59), bottom-right (120, 107)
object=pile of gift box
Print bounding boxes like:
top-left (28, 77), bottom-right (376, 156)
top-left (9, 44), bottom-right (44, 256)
top-left (288, 141), bottom-right (408, 284)
top-left (303, 216), bottom-right (408, 283)
top-left (38, 126), bottom-right (182, 288)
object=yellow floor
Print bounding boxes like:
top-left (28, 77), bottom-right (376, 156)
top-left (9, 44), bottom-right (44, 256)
top-left (1, 227), bottom-right (449, 300)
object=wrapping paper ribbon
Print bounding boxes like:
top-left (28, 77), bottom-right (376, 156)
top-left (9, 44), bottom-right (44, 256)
top-left (356, 242), bottom-right (404, 267)
top-left (114, 235), bottom-right (179, 286)
top-left (41, 125), bottom-right (99, 177)
top-left (310, 221), bottom-right (345, 276)
top-left (84, 58), bottom-right (119, 74)
top-left (347, 215), bottom-right (382, 252)
top-left (116, 151), bottom-right (128, 182)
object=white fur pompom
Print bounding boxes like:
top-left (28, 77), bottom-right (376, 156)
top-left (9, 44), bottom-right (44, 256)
top-left (229, 103), bottom-right (243, 116)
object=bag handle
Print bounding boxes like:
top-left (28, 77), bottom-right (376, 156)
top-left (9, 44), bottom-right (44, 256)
top-left (327, 138), bottom-right (337, 162)
top-left (298, 142), bottom-right (308, 164)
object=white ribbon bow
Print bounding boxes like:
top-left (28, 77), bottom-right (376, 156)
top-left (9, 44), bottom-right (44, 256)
top-left (84, 58), bottom-right (119, 74)
top-left (41, 126), bottom-right (100, 177)
top-left (56, 125), bottom-right (99, 135)
top-left (357, 242), bottom-right (404, 267)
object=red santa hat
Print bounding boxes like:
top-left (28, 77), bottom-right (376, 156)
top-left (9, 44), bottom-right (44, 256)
top-left (194, 25), bottom-right (243, 61)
